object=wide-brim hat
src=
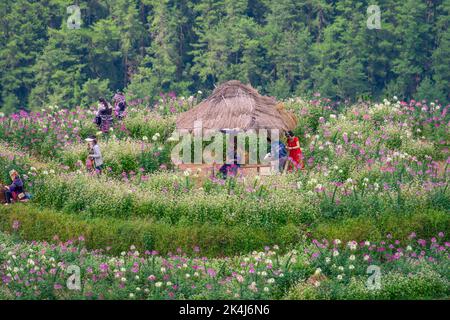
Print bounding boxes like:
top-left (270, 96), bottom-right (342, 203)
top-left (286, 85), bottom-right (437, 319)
top-left (85, 135), bottom-right (96, 142)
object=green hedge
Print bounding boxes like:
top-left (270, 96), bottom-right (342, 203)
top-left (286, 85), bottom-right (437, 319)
top-left (0, 204), bottom-right (303, 257)
top-left (311, 209), bottom-right (450, 242)
top-left (1, 204), bottom-right (448, 257)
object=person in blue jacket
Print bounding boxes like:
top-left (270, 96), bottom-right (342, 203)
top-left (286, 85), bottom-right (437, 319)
top-left (3, 170), bottom-right (28, 205)
top-left (267, 138), bottom-right (288, 173)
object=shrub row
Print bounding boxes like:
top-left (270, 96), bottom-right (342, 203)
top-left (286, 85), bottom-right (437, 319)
top-left (0, 204), bottom-right (303, 257)
top-left (311, 209), bottom-right (450, 243)
top-left (1, 204), bottom-right (448, 257)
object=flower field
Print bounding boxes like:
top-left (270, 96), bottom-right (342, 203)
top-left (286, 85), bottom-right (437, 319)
top-left (0, 96), bottom-right (449, 300)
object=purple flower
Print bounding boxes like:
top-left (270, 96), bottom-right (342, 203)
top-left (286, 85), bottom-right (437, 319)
top-left (99, 263), bottom-right (109, 272)
top-left (12, 220), bottom-right (20, 231)
top-left (207, 268), bottom-right (217, 278)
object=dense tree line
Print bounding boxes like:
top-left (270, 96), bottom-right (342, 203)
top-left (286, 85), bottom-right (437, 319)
top-left (0, 0), bottom-right (448, 113)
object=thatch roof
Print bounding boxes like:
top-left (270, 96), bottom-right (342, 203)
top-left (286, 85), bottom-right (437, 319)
top-left (176, 81), bottom-right (297, 132)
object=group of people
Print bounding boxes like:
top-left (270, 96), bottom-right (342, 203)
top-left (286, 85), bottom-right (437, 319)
top-left (94, 93), bottom-right (127, 133)
top-left (268, 130), bottom-right (305, 173)
top-left (2, 170), bottom-right (30, 205)
top-left (218, 130), bottom-right (304, 178)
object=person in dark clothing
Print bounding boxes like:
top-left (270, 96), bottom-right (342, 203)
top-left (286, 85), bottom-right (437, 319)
top-left (113, 92), bottom-right (127, 120)
top-left (3, 170), bottom-right (27, 205)
top-left (219, 131), bottom-right (241, 179)
top-left (95, 98), bottom-right (114, 133)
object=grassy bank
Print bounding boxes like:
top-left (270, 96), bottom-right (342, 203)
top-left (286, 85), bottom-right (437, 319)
top-left (1, 204), bottom-right (448, 257)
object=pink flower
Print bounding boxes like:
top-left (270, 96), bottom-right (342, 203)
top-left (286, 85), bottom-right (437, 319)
top-left (207, 268), bottom-right (217, 278)
top-left (99, 263), bottom-right (109, 272)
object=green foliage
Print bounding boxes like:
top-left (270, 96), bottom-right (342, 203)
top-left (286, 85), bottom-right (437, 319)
top-left (81, 78), bottom-right (112, 107)
top-left (1, 0), bottom-right (449, 114)
top-left (0, 204), bottom-right (302, 257)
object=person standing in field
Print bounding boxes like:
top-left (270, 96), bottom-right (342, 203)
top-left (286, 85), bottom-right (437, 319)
top-left (113, 92), bottom-right (127, 120)
top-left (85, 135), bottom-right (104, 174)
top-left (285, 131), bottom-right (304, 171)
top-left (95, 98), bottom-right (113, 133)
top-left (265, 138), bottom-right (288, 173)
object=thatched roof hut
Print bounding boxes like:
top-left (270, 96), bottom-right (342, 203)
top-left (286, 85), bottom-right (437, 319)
top-left (176, 80), bottom-right (297, 132)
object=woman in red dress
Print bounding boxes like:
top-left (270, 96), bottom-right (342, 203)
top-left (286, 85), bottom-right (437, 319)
top-left (285, 131), bottom-right (304, 171)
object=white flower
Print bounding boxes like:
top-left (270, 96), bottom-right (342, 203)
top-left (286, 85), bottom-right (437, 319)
top-left (337, 274), bottom-right (343, 280)
top-left (155, 282), bottom-right (162, 288)
top-left (121, 277), bottom-right (127, 282)
top-left (263, 287), bottom-right (270, 292)
top-left (348, 265), bottom-right (355, 270)
top-left (142, 136), bottom-right (148, 141)
top-left (333, 250), bottom-right (339, 257)
top-left (338, 266), bottom-right (344, 271)
top-left (129, 293), bottom-right (135, 298)
top-left (349, 255), bottom-right (355, 261)
top-left (406, 245), bottom-right (412, 251)
top-left (347, 241), bottom-right (358, 250)
top-left (325, 257), bottom-right (331, 263)
top-left (314, 268), bottom-right (322, 275)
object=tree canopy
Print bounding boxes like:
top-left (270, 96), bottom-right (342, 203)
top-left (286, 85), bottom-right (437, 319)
top-left (0, 0), bottom-right (448, 113)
